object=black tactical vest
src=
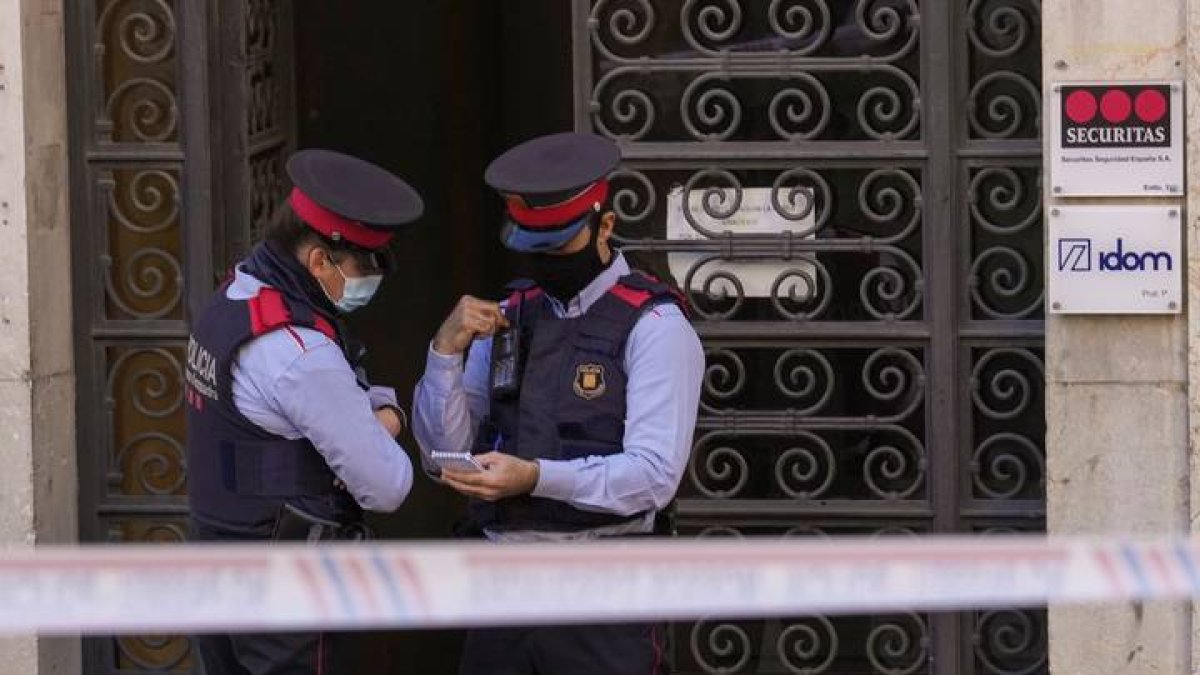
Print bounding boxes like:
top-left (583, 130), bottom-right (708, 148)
top-left (185, 283), bottom-right (360, 538)
top-left (470, 271), bottom-right (684, 532)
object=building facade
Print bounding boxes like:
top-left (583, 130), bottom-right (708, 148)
top-left (0, 0), bottom-right (1191, 673)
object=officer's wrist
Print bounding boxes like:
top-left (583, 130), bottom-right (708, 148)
top-left (523, 459), bottom-right (541, 494)
top-left (385, 405), bottom-right (407, 431)
top-left (374, 405), bottom-right (406, 438)
top-left (430, 337), bottom-right (461, 357)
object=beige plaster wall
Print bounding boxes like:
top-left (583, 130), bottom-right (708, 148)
top-left (1044, 0), bottom-right (1191, 674)
top-left (0, 0), bottom-right (79, 673)
top-left (1188, 3), bottom-right (1200, 673)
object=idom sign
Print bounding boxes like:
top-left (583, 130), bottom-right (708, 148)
top-left (1050, 80), bottom-right (1183, 197)
top-left (1048, 206), bottom-right (1181, 315)
top-left (1057, 238), bottom-right (1174, 273)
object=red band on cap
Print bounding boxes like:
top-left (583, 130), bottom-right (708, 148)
top-left (289, 187), bottom-right (392, 249)
top-left (505, 180), bottom-right (609, 230)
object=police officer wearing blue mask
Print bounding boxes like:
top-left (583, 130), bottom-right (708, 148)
top-left (185, 149), bottom-right (423, 675)
top-left (413, 132), bottom-right (705, 674)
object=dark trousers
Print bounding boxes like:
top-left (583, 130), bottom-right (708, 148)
top-left (196, 632), bottom-right (338, 675)
top-left (189, 518), bottom-right (342, 675)
top-left (458, 623), bottom-right (666, 675)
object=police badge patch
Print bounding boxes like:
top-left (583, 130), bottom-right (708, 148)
top-left (573, 364), bottom-right (606, 400)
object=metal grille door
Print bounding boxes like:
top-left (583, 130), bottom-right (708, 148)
top-left (571, 2), bottom-right (1046, 673)
top-left (67, 0), bottom-right (295, 672)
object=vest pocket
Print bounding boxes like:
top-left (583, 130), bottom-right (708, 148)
top-left (571, 331), bottom-right (621, 357)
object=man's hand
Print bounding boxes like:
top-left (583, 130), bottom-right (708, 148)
top-left (441, 452), bottom-right (539, 501)
top-left (432, 296), bottom-right (509, 356)
top-left (374, 407), bottom-right (404, 437)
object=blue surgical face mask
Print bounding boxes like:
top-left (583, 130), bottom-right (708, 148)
top-left (322, 258), bottom-right (382, 313)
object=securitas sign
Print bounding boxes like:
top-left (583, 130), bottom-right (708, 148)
top-left (1060, 85), bottom-right (1170, 148)
top-left (1050, 80), bottom-right (1183, 197)
top-left (1048, 206), bottom-right (1181, 315)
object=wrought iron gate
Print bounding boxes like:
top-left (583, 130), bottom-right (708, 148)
top-left (65, 1), bottom-right (1043, 673)
top-left (67, 0), bottom-right (295, 672)
top-left (572, 1), bottom-right (1046, 673)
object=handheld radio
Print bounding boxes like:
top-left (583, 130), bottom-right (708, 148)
top-left (489, 296), bottom-right (523, 398)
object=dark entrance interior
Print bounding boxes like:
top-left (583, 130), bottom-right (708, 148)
top-left (295, 3), bottom-right (572, 672)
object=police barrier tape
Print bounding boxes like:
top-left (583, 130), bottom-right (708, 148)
top-left (0, 535), bottom-right (1196, 635)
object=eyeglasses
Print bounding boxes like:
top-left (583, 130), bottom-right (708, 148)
top-left (329, 245), bottom-right (395, 276)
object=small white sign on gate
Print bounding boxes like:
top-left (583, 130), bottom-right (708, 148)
top-left (666, 186), bottom-right (816, 298)
top-left (1049, 80), bottom-right (1184, 197)
top-left (1047, 205), bottom-right (1181, 314)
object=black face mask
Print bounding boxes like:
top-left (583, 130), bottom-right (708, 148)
top-left (528, 225), bottom-right (610, 302)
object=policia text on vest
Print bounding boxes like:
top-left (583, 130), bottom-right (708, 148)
top-left (185, 149), bottom-right (424, 675)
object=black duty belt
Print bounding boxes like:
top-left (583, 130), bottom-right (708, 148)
top-left (271, 503), bottom-right (372, 542)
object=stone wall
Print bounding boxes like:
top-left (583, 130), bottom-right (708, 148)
top-left (0, 0), bottom-right (79, 673)
top-left (1045, 0), bottom-right (1192, 673)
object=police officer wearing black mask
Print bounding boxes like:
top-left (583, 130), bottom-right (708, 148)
top-left (413, 132), bottom-right (705, 674)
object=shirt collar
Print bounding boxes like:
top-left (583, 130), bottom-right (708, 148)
top-left (226, 264), bottom-right (267, 300)
top-left (547, 251), bottom-right (630, 318)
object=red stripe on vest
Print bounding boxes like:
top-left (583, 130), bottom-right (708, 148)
top-left (312, 316), bottom-right (338, 341)
top-left (247, 296), bottom-right (266, 336)
top-left (507, 288), bottom-right (544, 309)
top-left (672, 289), bottom-right (691, 318)
top-left (608, 283), bottom-right (653, 308)
top-left (247, 287), bottom-right (293, 337)
top-left (640, 272), bottom-right (691, 317)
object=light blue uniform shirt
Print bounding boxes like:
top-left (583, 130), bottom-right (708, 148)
top-left (412, 253), bottom-right (705, 540)
top-left (227, 267), bottom-right (414, 513)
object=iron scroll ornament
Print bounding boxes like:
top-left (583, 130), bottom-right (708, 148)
top-left (105, 347), bottom-right (187, 497)
top-left (99, 169), bottom-right (184, 321)
top-left (607, 166), bottom-right (925, 322)
top-left (587, 0), bottom-right (922, 142)
top-left (96, 0), bottom-right (179, 143)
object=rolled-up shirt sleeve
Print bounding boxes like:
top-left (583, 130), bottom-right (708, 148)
top-left (532, 305), bottom-right (704, 516)
top-left (412, 340), bottom-right (492, 476)
top-left (268, 344), bottom-right (414, 513)
top-left (366, 385), bottom-right (399, 411)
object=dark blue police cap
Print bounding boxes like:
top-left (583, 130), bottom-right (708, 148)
top-left (286, 149), bottom-right (424, 249)
top-left (484, 132), bottom-right (620, 252)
